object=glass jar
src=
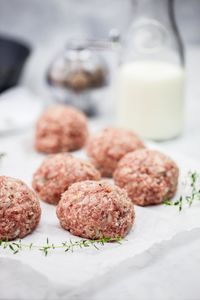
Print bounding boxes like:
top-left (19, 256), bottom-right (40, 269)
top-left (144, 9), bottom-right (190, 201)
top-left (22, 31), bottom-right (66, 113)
top-left (115, 0), bottom-right (185, 141)
top-left (47, 40), bottom-right (109, 116)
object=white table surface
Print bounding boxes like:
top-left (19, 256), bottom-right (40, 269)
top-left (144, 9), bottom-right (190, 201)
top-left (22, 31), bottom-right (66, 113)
top-left (0, 47), bottom-right (200, 300)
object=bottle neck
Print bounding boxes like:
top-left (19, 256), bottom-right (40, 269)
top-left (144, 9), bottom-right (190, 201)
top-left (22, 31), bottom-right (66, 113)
top-left (132, 0), bottom-right (171, 24)
top-left (124, 0), bottom-right (184, 66)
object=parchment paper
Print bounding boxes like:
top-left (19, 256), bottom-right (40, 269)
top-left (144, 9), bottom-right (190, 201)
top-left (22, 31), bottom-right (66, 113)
top-left (0, 126), bottom-right (200, 298)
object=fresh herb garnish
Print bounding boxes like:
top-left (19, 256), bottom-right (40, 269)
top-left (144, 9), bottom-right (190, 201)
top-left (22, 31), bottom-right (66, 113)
top-left (0, 236), bottom-right (123, 256)
top-left (164, 171), bottom-right (200, 211)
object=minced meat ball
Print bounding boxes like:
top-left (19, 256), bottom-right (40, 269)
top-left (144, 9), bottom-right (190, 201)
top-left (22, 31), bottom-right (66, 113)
top-left (114, 149), bottom-right (179, 206)
top-left (56, 180), bottom-right (134, 239)
top-left (86, 127), bottom-right (145, 177)
top-left (0, 176), bottom-right (41, 240)
top-left (35, 104), bottom-right (88, 153)
top-left (32, 153), bottom-right (101, 205)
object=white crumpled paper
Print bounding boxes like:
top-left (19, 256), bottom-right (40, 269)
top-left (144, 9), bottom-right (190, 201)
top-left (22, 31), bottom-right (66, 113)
top-left (0, 127), bottom-right (200, 299)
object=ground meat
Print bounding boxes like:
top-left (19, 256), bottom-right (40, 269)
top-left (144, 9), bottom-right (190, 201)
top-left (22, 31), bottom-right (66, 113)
top-left (32, 153), bottom-right (101, 205)
top-left (0, 176), bottom-right (41, 240)
top-left (114, 149), bottom-right (179, 206)
top-left (86, 127), bottom-right (145, 177)
top-left (56, 180), bottom-right (134, 239)
top-left (35, 104), bottom-right (88, 153)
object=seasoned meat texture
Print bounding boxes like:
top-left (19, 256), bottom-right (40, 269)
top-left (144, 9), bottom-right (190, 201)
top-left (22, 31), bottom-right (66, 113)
top-left (86, 127), bottom-right (145, 177)
top-left (57, 180), bottom-right (134, 239)
top-left (35, 104), bottom-right (88, 153)
top-left (0, 176), bottom-right (41, 240)
top-left (32, 153), bottom-right (101, 205)
top-left (114, 149), bottom-right (179, 206)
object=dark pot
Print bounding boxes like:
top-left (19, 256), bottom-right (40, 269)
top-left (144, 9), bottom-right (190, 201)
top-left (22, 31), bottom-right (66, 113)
top-left (0, 36), bottom-right (31, 92)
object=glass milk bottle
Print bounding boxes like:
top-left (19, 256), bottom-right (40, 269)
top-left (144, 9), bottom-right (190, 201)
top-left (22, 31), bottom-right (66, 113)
top-left (116, 0), bottom-right (185, 141)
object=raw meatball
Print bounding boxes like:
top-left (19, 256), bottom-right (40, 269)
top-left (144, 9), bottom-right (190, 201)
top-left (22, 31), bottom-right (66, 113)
top-left (35, 104), bottom-right (88, 153)
top-left (57, 180), bottom-right (134, 239)
top-left (0, 176), bottom-right (41, 240)
top-left (32, 153), bottom-right (101, 205)
top-left (114, 149), bottom-right (179, 206)
top-left (86, 127), bottom-right (145, 177)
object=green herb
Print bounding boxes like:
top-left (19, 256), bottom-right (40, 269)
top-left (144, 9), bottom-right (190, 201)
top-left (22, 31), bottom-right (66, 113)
top-left (164, 171), bottom-right (200, 211)
top-left (0, 236), bottom-right (122, 256)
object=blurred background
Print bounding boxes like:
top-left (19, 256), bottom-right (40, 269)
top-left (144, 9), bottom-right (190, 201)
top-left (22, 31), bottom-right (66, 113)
top-left (0, 0), bottom-right (199, 97)
top-left (0, 0), bottom-right (200, 159)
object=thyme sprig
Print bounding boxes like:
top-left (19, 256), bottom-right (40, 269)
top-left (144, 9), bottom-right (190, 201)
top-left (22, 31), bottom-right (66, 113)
top-left (0, 237), bottom-right (123, 256)
top-left (164, 171), bottom-right (200, 211)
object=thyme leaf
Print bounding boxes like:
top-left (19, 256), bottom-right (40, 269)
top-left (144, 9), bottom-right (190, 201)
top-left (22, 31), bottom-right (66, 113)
top-left (164, 171), bottom-right (200, 211)
top-left (0, 237), bottom-right (123, 256)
